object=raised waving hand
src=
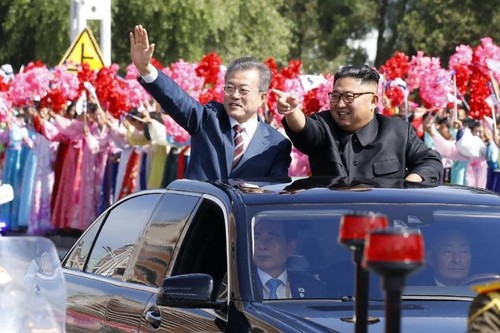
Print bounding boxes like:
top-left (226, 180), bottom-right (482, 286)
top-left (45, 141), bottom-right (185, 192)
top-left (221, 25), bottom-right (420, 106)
top-left (129, 25), bottom-right (155, 76)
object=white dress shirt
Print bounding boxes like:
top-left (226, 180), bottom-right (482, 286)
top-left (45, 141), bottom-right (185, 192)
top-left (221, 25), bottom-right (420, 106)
top-left (257, 268), bottom-right (290, 299)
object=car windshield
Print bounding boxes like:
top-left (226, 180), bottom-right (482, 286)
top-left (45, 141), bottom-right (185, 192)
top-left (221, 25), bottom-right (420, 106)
top-left (250, 204), bottom-right (500, 301)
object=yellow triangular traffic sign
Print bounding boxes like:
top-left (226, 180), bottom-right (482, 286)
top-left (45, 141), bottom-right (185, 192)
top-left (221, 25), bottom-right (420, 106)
top-left (59, 27), bottom-right (105, 72)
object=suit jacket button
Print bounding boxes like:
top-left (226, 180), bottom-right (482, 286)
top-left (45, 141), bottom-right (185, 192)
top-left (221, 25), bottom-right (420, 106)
top-left (353, 161), bottom-right (358, 166)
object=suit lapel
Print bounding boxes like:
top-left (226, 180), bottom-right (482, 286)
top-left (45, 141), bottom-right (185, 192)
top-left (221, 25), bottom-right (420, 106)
top-left (288, 274), bottom-right (307, 299)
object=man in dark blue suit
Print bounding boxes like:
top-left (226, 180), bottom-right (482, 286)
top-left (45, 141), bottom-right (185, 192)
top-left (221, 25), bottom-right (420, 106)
top-left (130, 25), bottom-right (292, 180)
top-left (253, 219), bottom-right (325, 299)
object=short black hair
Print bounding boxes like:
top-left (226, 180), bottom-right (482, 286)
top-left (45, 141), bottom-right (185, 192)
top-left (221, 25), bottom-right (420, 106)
top-left (334, 65), bottom-right (380, 85)
top-left (87, 103), bottom-right (99, 114)
top-left (126, 108), bottom-right (144, 119)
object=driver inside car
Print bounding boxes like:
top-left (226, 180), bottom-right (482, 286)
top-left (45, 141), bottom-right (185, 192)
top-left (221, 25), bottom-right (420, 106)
top-left (428, 229), bottom-right (471, 286)
top-left (252, 219), bottom-right (325, 299)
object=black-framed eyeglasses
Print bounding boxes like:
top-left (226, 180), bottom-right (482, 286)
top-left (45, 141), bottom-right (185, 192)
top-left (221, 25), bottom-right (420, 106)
top-left (223, 85), bottom-right (259, 97)
top-left (328, 91), bottom-right (375, 104)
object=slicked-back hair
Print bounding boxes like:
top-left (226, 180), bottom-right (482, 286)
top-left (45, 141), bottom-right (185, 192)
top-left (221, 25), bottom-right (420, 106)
top-left (334, 65), bottom-right (380, 85)
top-left (225, 57), bottom-right (272, 92)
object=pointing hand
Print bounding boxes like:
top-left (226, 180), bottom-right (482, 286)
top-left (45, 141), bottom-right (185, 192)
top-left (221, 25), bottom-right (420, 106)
top-left (272, 88), bottom-right (300, 115)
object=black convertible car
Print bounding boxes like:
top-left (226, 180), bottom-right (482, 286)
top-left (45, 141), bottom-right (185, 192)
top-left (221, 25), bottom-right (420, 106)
top-left (61, 177), bottom-right (500, 332)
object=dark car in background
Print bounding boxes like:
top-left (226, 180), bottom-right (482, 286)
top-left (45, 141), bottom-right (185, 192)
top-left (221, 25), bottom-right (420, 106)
top-left (61, 177), bottom-right (500, 332)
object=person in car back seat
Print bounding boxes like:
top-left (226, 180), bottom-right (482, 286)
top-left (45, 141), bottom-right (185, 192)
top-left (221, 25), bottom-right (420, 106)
top-left (428, 229), bottom-right (472, 286)
top-left (252, 219), bottom-right (325, 299)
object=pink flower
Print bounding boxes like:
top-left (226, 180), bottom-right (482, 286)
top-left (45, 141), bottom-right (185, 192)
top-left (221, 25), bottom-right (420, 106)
top-left (163, 114), bottom-right (190, 144)
top-left (51, 65), bottom-right (80, 102)
top-left (449, 44), bottom-right (473, 69)
top-left (473, 37), bottom-right (500, 82)
top-left (0, 92), bottom-right (12, 123)
top-left (289, 147), bottom-right (311, 177)
top-left (9, 65), bottom-right (51, 106)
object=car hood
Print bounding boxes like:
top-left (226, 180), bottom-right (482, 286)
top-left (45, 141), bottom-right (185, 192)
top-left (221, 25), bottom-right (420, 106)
top-left (250, 300), bottom-right (470, 333)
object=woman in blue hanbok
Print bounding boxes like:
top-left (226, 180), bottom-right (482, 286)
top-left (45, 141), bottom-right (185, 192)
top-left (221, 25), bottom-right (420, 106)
top-left (0, 112), bottom-right (33, 231)
top-left (16, 107), bottom-right (58, 235)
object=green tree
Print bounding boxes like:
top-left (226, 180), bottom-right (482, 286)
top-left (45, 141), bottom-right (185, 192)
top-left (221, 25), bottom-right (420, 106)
top-left (276, 0), bottom-right (321, 73)
top-left (111, 0), bottom-right (293, 70)
top-left (392, 0), bottom-right (500, 67)
top-left (374, 0), bottom-right (409, 67)
top-left (1, 0), bottom-right (500, 75)
top-left (310, 0), bottom-right (378, 73)
top-left (0, 0), bottom-right (69, 71)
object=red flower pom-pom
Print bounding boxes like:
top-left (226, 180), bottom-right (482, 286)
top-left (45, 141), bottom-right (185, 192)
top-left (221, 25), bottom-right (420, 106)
top-left (380, 52), bottom-right (410, 81)
top-left (91, 66), bottom-right (132, 118)
top-left (0, 80), bottom-right (9, 92)
top-left (23, 60), bottom-right (46, 72)
top-left (198, 87), bottom-right (221, 104)
top-left (420, 97), bottom-right (433, 110)
top-left (302, 88), bottom-right (321, 116)
top-left (150, 57), bottom-right (163, 70)
top-left (264, 58), bottom-right (279, 74)
top-left (281, 60), bottom-right (302, 79)
top-left (452, 64), bottom-right (471, 95)
top-left (39, 88), bottom-right (67, 113)
top-left (195, 52), bottom-right (222, 87)
top-left (385, 86), bottom-right (405, 107)
top-left (468, 66), bottom-right (491, 120)
top-left (77, 63), bottom-right (96, 96)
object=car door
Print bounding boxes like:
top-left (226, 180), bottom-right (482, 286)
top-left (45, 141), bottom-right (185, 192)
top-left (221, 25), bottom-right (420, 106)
top-left (62, 192), bottom-right (163, 332)
top-left (138, 196), bottom-right (230, 332)
top-left (104, 191), bottom-right (202, 332)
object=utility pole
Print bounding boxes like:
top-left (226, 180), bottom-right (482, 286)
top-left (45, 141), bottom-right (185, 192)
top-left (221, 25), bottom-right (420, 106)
top-left (70, 0), bottom-right (111, 66)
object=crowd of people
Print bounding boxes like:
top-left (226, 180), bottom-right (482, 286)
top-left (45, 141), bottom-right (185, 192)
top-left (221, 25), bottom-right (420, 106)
top-left (0, 24), bottom-right (498, 331)
top-left (0, 25), bottom-right (499, 240)
top-left (0, 96), bottom-right (182, 236)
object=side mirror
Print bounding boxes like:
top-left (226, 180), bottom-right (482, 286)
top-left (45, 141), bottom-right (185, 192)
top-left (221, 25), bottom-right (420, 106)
top-left (157, 273), bottom-right (223, 309)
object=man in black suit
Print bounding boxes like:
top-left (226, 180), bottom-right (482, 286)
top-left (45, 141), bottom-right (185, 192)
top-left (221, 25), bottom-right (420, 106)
top-left (273, 65), bottom-right (443, 183)
top-left (129, 25), bottom-right (291, 181)
top-left (253, 219), bottom-right (325, 299)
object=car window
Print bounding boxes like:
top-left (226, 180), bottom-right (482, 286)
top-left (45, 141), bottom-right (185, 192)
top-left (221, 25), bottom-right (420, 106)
top-left (171, 198), bottom-right (227, 299)
top-left (84, 193), bottom-right (161, 279)
top-left (63, 214), bottom-right (104, 270)
top-left (127, 192), bottom-right (200, 287)
top-left (249, 205), bottom-right (500, 301)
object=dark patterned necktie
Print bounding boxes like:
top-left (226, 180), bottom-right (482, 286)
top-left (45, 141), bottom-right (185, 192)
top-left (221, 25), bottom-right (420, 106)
top-left (232, 124), bottom-right (244, 168)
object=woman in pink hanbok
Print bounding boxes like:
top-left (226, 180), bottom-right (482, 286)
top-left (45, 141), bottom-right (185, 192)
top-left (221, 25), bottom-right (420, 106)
top-left (455, 120), bottom-right (496, 189)
top-left (425, 115), bottom-right (496, 188)
top-left (40, 108), bottom-right (86, 232)
top-left (70, 104), bottom-right (115, 231)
